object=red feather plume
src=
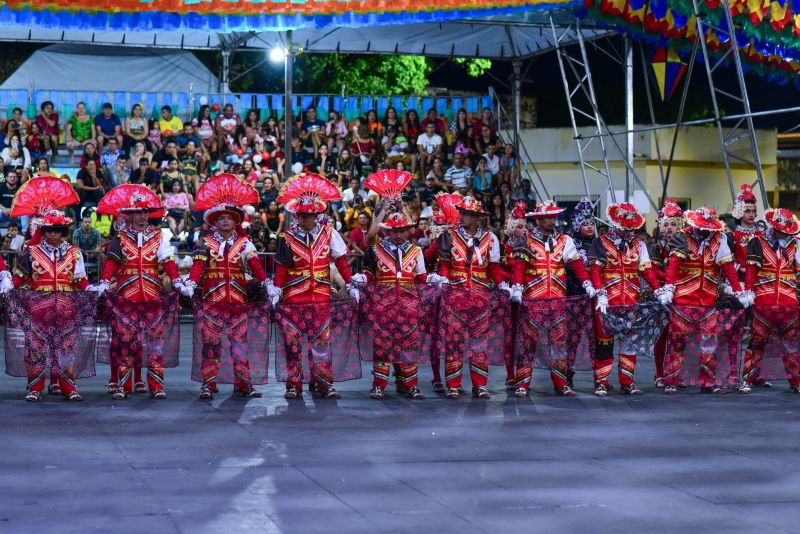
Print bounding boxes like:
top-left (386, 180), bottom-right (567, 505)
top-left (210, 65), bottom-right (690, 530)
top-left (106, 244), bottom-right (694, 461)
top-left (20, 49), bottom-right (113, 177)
top-left (97, 184), bottom-right (165, 218)
top-left (435, 192), bottom-right (464, 225)
top-left (195, 173), bottom-right (259, 210)
top-left (11, 176), bottom-right (80, 217)
top-left (277, 173), bottom-right (341, 205)
top-left (363, 169), bottom-right (413, 200)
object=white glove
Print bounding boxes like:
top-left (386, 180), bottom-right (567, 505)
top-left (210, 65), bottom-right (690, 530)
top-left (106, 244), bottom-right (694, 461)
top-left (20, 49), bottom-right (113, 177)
top-left (509, 283), bottom-right (523, 303)
top-left (720, 281), bottom-right (735, 297)
top-left (346, 283), bottom-right (361, 303)
top-left (655, 284), bottom-right (674, 306)
top-left (350, 273), bottom-right (367, 285)
top-left (86, 280), bottom-right (110, 294)
top-left (736, 290), bottom-right (755, 309)
top-left (595, 292), bottom-right (609, 314)
top-left (426, 273), bottom-right (449, 288)
top-left (582, 280), bottom-right (597, 299)
top-left (0, 270), bottom-right (13, 294)
top-left (179, 280), bottom-right (196, 298)
top-left (263, 279), bottom-right (283, 308)
top-left (498, 281), bottom-right (511, 294)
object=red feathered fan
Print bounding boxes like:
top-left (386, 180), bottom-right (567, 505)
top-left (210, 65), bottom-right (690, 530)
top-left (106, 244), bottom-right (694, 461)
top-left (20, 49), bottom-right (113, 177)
top-left (435, 192), bottom-right (464, 225)
top-left (195, 173), bottom-right (259, 210)
top-left (97, 184), bottom-right (165, 218)
top-left (364, 169), bottom-right (413, 200)
top-left (11, 176), bottom-right (80, 217)
top-left (277, 173), bottom-right (341, 213)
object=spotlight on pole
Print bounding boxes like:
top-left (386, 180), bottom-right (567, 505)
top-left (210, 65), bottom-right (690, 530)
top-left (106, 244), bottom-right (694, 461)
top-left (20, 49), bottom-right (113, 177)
top-left (269, 47), bottom-right (287, 63)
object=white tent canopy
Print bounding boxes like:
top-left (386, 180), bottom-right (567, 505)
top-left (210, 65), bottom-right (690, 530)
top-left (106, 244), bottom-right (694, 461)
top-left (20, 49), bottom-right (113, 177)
top-left (0, 43), bottom-right (219, 93)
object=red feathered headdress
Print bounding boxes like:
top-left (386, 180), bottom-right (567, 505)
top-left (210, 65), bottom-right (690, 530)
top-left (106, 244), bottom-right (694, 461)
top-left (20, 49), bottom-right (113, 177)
top-left (10, 176), bottom-right (79, 217)
top-left (364, 169), bottom-right (413, 200)
top-left (278, 173), bottom-right (341, 214)
top-left (97, 184), bottom-right (165, 218)
top-left (195, 173), bottom-right (259, 226)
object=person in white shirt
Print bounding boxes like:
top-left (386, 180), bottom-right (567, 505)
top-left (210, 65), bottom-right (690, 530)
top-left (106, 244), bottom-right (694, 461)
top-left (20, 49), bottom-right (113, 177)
top-left (416, 122), bottom-right (443, 177)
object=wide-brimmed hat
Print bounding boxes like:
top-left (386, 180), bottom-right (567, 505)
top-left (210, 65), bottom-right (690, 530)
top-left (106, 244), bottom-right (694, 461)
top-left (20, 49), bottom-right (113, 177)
top-left (379, 212), bottom-right (415, 230)
top-left (204, 205), bottom-right (245, 225)
top-left (764, 208), bottom-right (800, 235)
top-left (685, 207), bottom-right (724, 231)
top-left (39, 210), bottom-right (73, 235)
top-left (607, 202), bottom-right (645, 231)
top-left (526, 200), bottom-right (566, 219)
top-left (454, 196), bottom-right (488, 216)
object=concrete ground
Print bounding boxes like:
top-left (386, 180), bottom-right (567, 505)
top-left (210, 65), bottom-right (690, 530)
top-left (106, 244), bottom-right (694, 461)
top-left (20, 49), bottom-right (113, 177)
top-left (1, 326), bottom-right (799, 534)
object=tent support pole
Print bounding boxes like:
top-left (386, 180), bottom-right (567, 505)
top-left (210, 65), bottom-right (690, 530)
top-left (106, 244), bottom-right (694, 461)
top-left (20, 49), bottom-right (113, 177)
top-left (624, 36), bottom-right (634, 203)
top-left (283, 30), bottom-right (294, 182)
top-left (221, 49), bottom-right (231, 97)
top-left (512, 58), bottom-right (522, 150)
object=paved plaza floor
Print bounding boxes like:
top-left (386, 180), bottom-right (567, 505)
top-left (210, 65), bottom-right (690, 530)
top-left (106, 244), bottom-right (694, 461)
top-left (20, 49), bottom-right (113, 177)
top-left (1, 326), bottom-right (799, 533)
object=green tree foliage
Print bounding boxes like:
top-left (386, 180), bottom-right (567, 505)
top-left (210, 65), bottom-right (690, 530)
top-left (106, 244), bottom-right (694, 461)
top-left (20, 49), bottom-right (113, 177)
top-left (452, 57), bottom-right (492, 77)
top-left (296, 54), bottom-right (432, 94)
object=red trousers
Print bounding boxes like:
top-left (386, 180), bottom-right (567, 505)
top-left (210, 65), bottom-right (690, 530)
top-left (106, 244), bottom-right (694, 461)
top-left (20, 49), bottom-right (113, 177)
top-left (372, 362), bottom-right (419, 389)
top-left (200, 309), bottom-right (254, 391)
top-left (665, 307), bottom-right (719, 388)
top-left (28, 368), bottom-right (76, 395)
top-left (515, 307), bottom-right (570, 389)
top-left (438, 293), bottom-right (491, 390)
top-left (742, 306), bottom-right (800, 387)
top-left (110, 307), bottom-right (166, 393)
top-left (279, 303), bottom-right (334, 390)
top-left (26, 317), bottom-right (78, 396)
top-left (592, 311), bottom-right (637, 388)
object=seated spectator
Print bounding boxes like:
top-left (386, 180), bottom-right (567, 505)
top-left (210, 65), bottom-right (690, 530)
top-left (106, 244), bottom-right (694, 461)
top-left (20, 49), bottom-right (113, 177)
top-left (26, 123), bottom-right (47, 161)
top-left (350, 126), bottom-right (377, 178)
top-left (175, 123), bottom-right (202, 156)
top-left (347, 211), bottom-right (371, 256)
top-left (7, 221), bottom-right (24, 254)
top-left (9, 107), bottom-right (31, 139)
top-left (164, 179), bottom-right (192, 236)
top-left (487, 193), bottom-right (507, 234)
top-left (401, 109), bottom-right (422, 156)
top-left (76, 160), bottom-right (107, 210)
top-left (471, 107), bottom-right (496, 139)
top-left (343, 197), bottom-right (373, 231)
top-left (124, 103), bottom-right (149, 152)
top-left (194, 105), bottom-right (216, 153)
top-left (260, 176), bottom-right (279, 207)
top-left (419, 175), bottom-right (442, 207)
top-left (383, 107), bottom-right (401, 136)
top-left (159, 158), bottom-right (184, 195)
top-left (158, 105), bottom-right (183, 142)
top-left (214, 103), bottom-right (240, 152)
top-left (0, 170), bottom-right (27, 231)
top-left (309, 144), bottom-right (334, 178)
top-left (263, 200), bottom-right (284, 236)
top-left (512, 178), bottom-right (537, 209)
top-left (499, 144), bottom-right (520, 186)
top-left (483, 144), bottom-right (501, 185)
top-left (0, 120), bottom-right (19, 152)
top-left (364, 109), bottom-right (383, 141)
top-left (416, 122), bottom-right (443, 177)
top-left (382, 128), bottom-right (416, 176)
top-left (34, 156), bottom-right (55, 177)
top-left (66, 102), bottom-right (95, 165)
top-left (35, 100), bottom-right (60, 160)
top-left (80, 141), bottom-right (101, 171)
top-left (129, 157), bottom-right (160, 190)
top-left (453, 125), bottom-right (475, 160)
top-left (421, 108), bottom-right (447, 136)
top-left (342, 177), bottom-right (368, 210)
top-left (300, 106), bottom-right (325, 158)
top-left (129, 141), bottom-right (153, 169)
top-left (428, 156), bottom-right (445, 185)
top-left (472, 158), bottom-right (492, 194)
top-left (148, 119), bottom-right (163, 152)
top-left (239, 158), bottom-right (259, 186)
top-left (243, 109), bottom-right (262, 145)
top-left (100, 138), bottom-right (124, 172)
top-left (325, 110), bottom-right (348, 155)
top-left (289, 137), bottom-right (309, 172)
top-left (72, 214), bottom-right (103, 261)
top-left (90, 210), bottom-right (114, 238)
top-left (152, 140), bottom-right (179, 172)
top-left (334, 148), bottom-right (355, 188)
top-left (105, 154), bottom-right (129, 188)
top-left (444, 152), bottom-right (471, 192)
top-left (450, 107), bottom-right (470, 139)
top-left (95, 103), bottom-right (123, 150)
top-left (1, 135), bottom-right (31, 171)
top-left (475, 124), bottom-right (500, 156)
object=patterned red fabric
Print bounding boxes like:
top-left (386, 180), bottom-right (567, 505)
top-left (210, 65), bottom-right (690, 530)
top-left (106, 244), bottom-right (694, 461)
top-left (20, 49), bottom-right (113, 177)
top-left (742, 305), bottom-right (800, 384)
top-left (190, 300), bottom-right (272, 385)
top-left (4, 290), bottom-right (99, 380)
top-left (273, 296), bottom-right (362, 384)
top-left (97, 290), bottom-right (181, 368)
top-left (358, 283), bottom-right (438, 364)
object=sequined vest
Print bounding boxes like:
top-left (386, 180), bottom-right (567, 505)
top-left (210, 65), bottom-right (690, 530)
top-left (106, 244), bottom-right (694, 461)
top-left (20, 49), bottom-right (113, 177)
top-left (593, 234), bottom-right (644, 305)
top-left (200, 235), bottom-right (250, 305)
top-left (282, 226), bottom-right (334, 303)
top-left (115, 230), bottom-right (162, 302)
top-left (674, 232), bottom-right (722, 306)
top-left (373, 242), bottom-right (420, 288)
top-left (516, 233), bottom-right (569, 299)
top-left (446, 228), bottom-right (492, 289)
top-left (28, 244), bottom-right (81, 292)
top-left (752, 236), bottom-right (798, 305)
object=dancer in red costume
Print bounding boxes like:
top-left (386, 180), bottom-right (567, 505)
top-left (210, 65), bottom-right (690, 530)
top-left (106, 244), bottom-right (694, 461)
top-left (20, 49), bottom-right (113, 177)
top-left (740, 208), bottom-right (800, 394)
top-left (656, 207), bottom-right (754, 394)
top-left (361, 212), bottom-right (446, 399)
top-left (94, 185), bottom-right (183, 400)
top-left (270, 173), bottom-right (359, 399)
top-left (501, 201), bottom-right (528, 390)
top-left (588, 202), bottom-right (660, 396)
top-left (649, 198), bottom-right (683, 387)
top-left (508, 200), bottom-right (594, 397)
top-left (730, 184), bottom-right (762, 273)
top-left (437, 195), bottom-right (505, 399)
top-left (180, 174), bottom-right (272, 399)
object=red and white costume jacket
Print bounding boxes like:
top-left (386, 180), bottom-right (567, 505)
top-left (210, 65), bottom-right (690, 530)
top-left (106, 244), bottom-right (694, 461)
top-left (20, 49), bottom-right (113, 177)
top-left (730, 226), bottom-right (763, 269)
top-left (665, 230), bottom-right (742, 306)
top-left (501, 236), bottom-right (526, 281)
top-left (437, 226), bottom-right (505, 289)
top-left (363, 238), bottom-right (427, 287)
top-left (745, 234), bottom-right (800, 306)
top-left (648, 240), bottom-right (671, 282)
top-left (101, 226), bottom-right (179, 302)
top-left (512, 229), bottom-right (589, 299)
top-left (588, 232), bottom-right (660, 305)
top-left (13, 241), bottom-right (89, 291)
top-left (273, 223), bottom-right (353, 303)
top-left (188, 230), bottom-right (268, 305)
